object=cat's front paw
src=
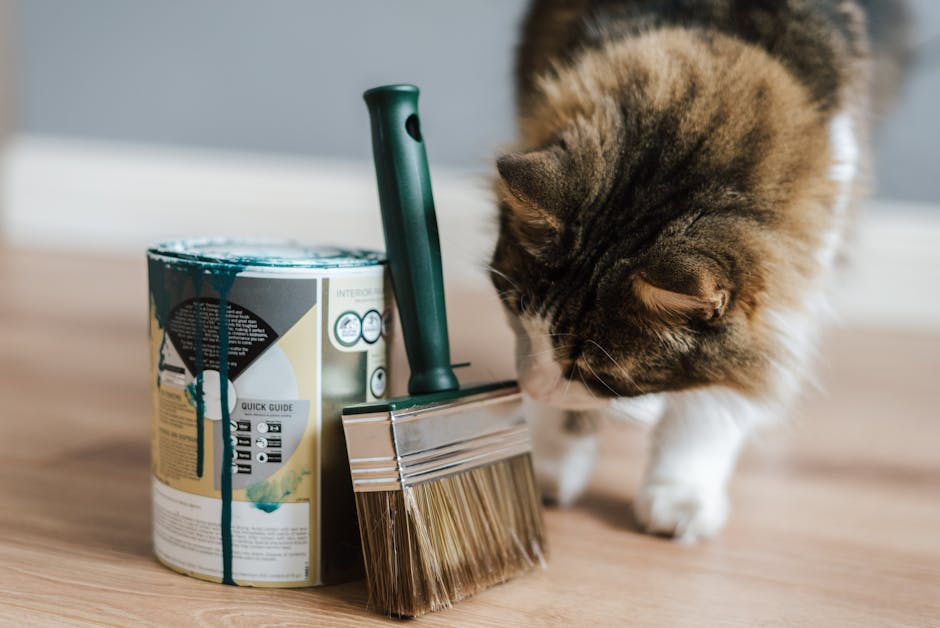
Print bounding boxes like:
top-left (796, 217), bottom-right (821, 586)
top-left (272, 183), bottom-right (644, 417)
top-left (633, 481), bottom-right (729, 543)
top-left (533, 433), bottom-right (597, 507)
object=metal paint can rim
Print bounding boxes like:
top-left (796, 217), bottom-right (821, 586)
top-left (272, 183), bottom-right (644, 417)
top-left (148, 238), bottom-right (386, 271)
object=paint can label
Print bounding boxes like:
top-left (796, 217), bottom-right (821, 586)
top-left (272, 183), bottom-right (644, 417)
top-left (148, 242), bottom-right (386, 587)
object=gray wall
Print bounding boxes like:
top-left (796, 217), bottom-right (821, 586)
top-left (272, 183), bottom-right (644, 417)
top-left (12, 0), bottom-right (526, 167)
top-left (11, 0), bottom-right (940, 201)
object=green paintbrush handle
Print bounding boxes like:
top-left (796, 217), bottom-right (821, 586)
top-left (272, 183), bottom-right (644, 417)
top-left (364, 84), bottom-right (459, 396)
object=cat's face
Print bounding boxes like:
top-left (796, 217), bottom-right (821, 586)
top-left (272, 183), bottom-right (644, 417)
top-left (491, 34), bottom-right (834, 408)
top-left (489, 188), bottom-right (743, 408)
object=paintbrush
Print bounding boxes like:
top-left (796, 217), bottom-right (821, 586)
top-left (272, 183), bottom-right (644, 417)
top-left (341, 84), bottom-right (547, 617)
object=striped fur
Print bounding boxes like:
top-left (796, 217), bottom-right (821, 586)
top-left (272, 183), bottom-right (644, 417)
top-left (490, 0), bottom-right (909, 541)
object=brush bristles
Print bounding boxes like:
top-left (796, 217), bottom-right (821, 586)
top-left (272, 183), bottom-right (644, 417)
top-left (354, 453), bottom-right (547, 617)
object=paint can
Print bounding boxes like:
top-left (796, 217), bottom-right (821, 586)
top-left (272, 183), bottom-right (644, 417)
top-left (147, 239), bottom-right (389, 587)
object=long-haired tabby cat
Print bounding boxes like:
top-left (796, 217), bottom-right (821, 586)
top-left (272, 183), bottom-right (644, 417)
top-left (490, 0), bottom-right (910, 541)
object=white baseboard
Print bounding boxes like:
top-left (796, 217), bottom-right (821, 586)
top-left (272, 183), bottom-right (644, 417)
top-left (3, 134), bottom-right (938, 332)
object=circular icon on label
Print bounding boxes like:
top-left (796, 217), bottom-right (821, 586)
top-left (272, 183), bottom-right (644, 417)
top-left (334, 311), bottom-right (362, 347)
top-left (370, 366), bottom-right (387, 398)
top-left (256, 451), bottom-right (269, 463)
top-left (361, 309), bottom-right (382, 344)
top-left (257, 422), bottom-right (269, 434)
top-left (256, 437), bottom-right (268, 449)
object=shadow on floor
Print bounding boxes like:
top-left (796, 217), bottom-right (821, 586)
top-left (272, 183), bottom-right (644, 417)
top-left (566, 491), bottom-right (641, 532)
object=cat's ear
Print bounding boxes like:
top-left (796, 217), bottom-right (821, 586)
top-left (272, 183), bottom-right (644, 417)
top-left (497, 147), bottom-right (571, 213)
top-left (496, 148), bottom-right (571, 248)
top-left (632, 258), bottom-right (730, 322)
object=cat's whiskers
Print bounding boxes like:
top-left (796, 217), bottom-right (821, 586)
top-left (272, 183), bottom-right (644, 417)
top-left (521, 338), bottom-right (574, 361)
top-left (484, 265), bottom-right (523, 293)
top-left (561, 365), bottom-right (574, 397)
top-left (576, 365), bottom-right (602, 403)
top-left (524, 346), bottom-right (562, 359)
top-left (578, 356), bottom-right (623, 398)
top-left (585, 339), bottom-right (636, 388)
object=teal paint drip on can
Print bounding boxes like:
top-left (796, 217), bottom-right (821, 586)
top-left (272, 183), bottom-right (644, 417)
top-left (147, 239), bottom-right (389, 587)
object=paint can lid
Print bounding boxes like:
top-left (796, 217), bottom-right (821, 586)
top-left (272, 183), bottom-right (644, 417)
top-left (148, 238), bottom-right (385, 270)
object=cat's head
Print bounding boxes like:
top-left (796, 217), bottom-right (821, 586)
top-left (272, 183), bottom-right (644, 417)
top-left (490, 30), bottom-right (837, 409)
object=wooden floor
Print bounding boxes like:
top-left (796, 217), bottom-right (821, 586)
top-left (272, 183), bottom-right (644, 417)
top-left (1, 247), bottom-right (938, 626)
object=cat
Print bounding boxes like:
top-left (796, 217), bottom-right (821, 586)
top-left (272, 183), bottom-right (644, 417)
top-left (489, 0), bottom-right (910, 542)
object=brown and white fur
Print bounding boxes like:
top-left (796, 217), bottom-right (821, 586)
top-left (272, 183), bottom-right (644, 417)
top-left (490, 0), bottom-right (910, 541)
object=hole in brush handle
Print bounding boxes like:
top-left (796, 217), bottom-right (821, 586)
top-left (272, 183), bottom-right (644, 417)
top-left (405, 114), bottom-right (422, 142)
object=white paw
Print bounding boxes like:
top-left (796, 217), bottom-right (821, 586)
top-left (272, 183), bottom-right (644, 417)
top-left (633, 481), bottom-right (729, 543)
top-left (533, 435), bottom-right (597, 507)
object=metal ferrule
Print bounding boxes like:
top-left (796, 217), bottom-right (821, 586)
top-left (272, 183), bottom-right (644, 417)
top-left (342, 387), bottom-right (529, 492)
